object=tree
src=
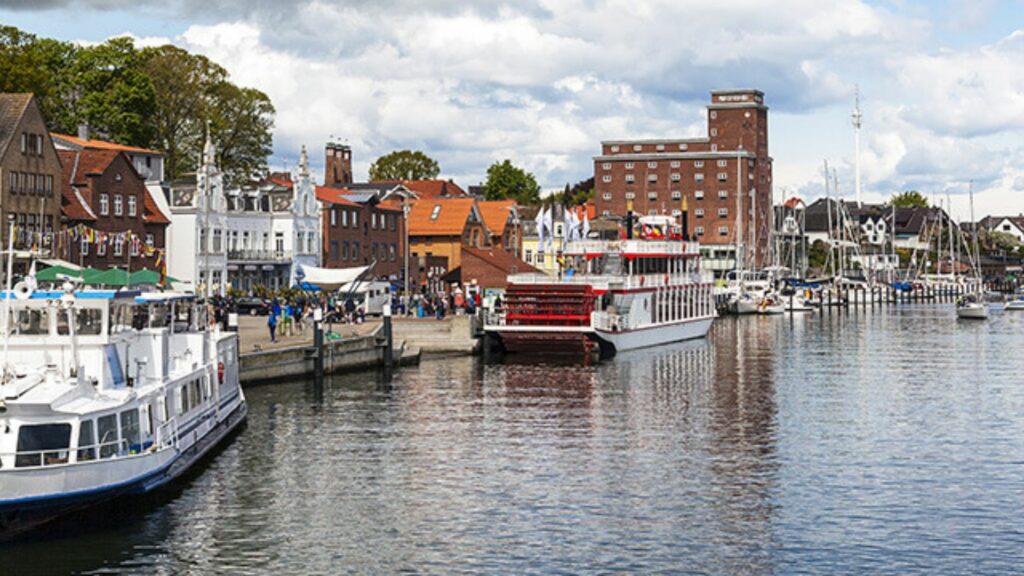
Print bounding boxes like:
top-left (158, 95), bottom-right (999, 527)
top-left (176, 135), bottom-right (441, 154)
top-left (140, 45), bottom-right (228, 181)
top-left (890, 190), bottom-right (929, 209)
top-left (368, 150), bottom-right (440, 181)
top-left (483, 159), bottom-right (541, 205)
top-left (807, 239), bottom-right (830, 273)
top-left (206, 83), bottom-right (275, 186)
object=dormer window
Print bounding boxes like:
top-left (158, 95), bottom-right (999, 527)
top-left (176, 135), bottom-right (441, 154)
top-left (430, 205), bottom-right (441, 220)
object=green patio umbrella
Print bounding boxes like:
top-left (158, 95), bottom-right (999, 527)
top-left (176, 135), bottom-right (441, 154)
top-left (83, 268), bottom-right (130, 287)
top-left (128, 268), bottom-right (179, 285)
top-left (35, 265), bottom-right (82, 282)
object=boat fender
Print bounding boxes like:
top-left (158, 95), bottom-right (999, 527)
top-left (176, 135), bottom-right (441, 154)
top-left (640, 275), bottom-right (645, 286)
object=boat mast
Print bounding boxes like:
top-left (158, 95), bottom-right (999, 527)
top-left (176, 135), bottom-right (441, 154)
top-left (735, 149), bottom-right (744, 271)
top-left (2, 216), bottom-right (14, 384)
top-left (824, 160), bottom-right (836, 279)
top-left (970, 180), bottom-right (980, 291)
top-left (852, 85), bottom-right (863, 208)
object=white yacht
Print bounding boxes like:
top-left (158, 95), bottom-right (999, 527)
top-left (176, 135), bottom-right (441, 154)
top-left (0, 285), bottom-right (246, 536)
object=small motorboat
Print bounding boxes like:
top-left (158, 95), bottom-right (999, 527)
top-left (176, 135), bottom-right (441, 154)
top-left (957, 295), bottom-right (989, 320)
top-left (1004, 297), bottom-right (1024, 311)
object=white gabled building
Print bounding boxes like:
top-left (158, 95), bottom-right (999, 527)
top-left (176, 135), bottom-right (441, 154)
top-left (167, 139), bottom-right (321, 295)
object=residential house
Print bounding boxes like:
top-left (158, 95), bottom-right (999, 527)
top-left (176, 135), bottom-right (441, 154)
top-left (0, 94), bottom-right (63, 273)
top-left (444, 245), bottom-right (542, 291)
top-left (407, 197), bottom-right (488, 284)
top-left (477, 199), bottom-right (522, 256)
top-left (57, 148), bottom-right (169, 270)
top-left (979, 215), bottom-right (1024, 243)
top-left (317, 185), bottom-right (404, 279)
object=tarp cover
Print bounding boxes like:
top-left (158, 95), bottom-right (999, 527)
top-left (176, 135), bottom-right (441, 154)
top-left (297, 265), bottom-right (371, 291)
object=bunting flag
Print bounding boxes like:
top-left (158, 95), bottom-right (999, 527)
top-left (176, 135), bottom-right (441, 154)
top-left (8, 222), bottom-right (165, 268)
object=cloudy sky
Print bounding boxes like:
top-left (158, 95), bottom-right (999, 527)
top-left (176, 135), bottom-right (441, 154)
top-left (3, 0), bottom-right (1024, 219)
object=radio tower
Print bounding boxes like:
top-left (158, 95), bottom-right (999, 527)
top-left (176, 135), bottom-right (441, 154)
top-left (852, 85), bottom-right (863, 207)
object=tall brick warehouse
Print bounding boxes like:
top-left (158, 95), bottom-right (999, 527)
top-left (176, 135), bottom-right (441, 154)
top-left (592, 89), bottom-right (772, 270)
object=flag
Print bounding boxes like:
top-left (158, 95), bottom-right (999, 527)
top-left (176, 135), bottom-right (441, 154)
top-left (582, 211), bottom-right (590, 240)
top-left (563, 205), bottom-right (573, 243)
top-left (535, 207), bottom-right (546, 252)
top-left (543, 207), bottom-right (554, 251)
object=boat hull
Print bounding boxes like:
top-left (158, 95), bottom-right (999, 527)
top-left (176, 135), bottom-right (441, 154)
top-left (594, 316), bottom-right (714, 354)
top-left (0, 401), bottom-right (247, 538)
top-left (957, 305), bottom-right (989, 319)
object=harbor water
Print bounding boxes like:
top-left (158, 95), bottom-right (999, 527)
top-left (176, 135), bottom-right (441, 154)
top-left (5, 305), bottom-right (1024, 574)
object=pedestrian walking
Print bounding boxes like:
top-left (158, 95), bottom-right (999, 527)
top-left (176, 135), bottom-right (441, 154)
top-left (267, 311), bottom-right (278, 343)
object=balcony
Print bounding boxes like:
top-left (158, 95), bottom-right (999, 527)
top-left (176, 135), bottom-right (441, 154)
top-left (227, 249), bottom-right (292, 262)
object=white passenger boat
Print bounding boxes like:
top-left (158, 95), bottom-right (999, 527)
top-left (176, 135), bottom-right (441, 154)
top-left (485, 215), bottom-right (716, 357)
top-left (0, 284), bottom-right (246, 536)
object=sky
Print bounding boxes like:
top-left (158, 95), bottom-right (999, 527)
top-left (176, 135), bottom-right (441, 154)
top-left (3, 0), bottom-right (1024, 220)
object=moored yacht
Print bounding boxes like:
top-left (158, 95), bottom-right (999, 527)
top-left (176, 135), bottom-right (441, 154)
top-left (0, 284), bottom-right (246, 536)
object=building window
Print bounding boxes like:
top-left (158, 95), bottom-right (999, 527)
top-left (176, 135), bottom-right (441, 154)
top-left (131, 237), bottom-right (140, 256)
top-left (694, 161), bottom-right (704, 168)
top-left (633, 144), bottom-right (642, 151)
top-left (671, 191), bottom-right (682, 200)
top-left (146, 233), bottom-right (154, 247)
top-left (711, 144), bottom-right (718, 152)
top-left (525, 249), bottom-right (533, 263)
top-left (624, 162), bottom-right (634, 169)
top-left (695, 226), bottom-right (704, 236)
top-left (647, 174), bottom-right (657, 182)
top-left (20, 132), bottom-right (26, 153)
top-left (602, 162), bottom-right (611, 170)
top-left (647, 191), bottom-right (657, 200)
top-left (670, 161), bottom-right (680, 168)
top-left (46, 175), bottom-right (53, 196)
top-left (695, 190), bottom-right (704, 199)
top-left (81, 235), bottom-right (89, 256)
top-left (114, 238), bottom-right (123, 256)
top-left (351, 211), bottom-right (358, 228)
top-left (213, 229), bottom-right (223, 252)
top-left (647, 161), bottom-right (657, 169)
top-left (371, 212), bottom-right (378, 229)
top-left (114, 195), bottom-right (123, 216)
top-left (99, 194), bottom-right (109, 215)
top-left (719, 190), bottom-right (728, 199)
top-left (672, 209), bottom-right (682, 217)
top-left (656, 144), bottom-right (665, 151)
top-left (679, 143), bottom-right (688, 151)
top-left (390, 244), bottom-right (397, 261)
top-left (625, 192), bottom-right (636, 199)
top-left (671, 173), bottom-right (681, 182)
top-left (648, 209), bottom-right (657, 215)
top-left (610, 145), bottom-right (619, 152)
top-left (97, 239), bottom-right (107, 256)
top-left (710, 128), bottom-right (718, 137)
top-left (7, 172), bottom-right (14, 194)
top-left (695, 208), bottom-right (705, 218)
top-left (330, 240), bottom-right (339, 260)
top-left (602, 192), bottom-right (612, 200)
top-left (718, 226), bottom-right (728, 236)
top-left (625, 174), bottom-right (635, 183)
top-left (602, 175), bottom-right (611, 183)
top-left (330, 208), bottom-right (337, 226)
top-left (430, 205), bottom-right (441, 220)
top-left (694, 173), bottom-right (704, 182)
top-left (710, 111), bottom-right (717, 119)
top-left (717, 172), bottom-right (728, 182)
top-left (602, 210), bottom-right (611, 217)
top-left (127, 195), bottom-right (137, 217)
top-left (342, 241), bottom-right (349, 260)
top-left (717, 159), bottom-right (728, 167)
top-left (718, 208), bottom-right (728, 218)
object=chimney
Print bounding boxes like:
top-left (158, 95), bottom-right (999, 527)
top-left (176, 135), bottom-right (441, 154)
top-left (77, 123), bottom-right (89, 141)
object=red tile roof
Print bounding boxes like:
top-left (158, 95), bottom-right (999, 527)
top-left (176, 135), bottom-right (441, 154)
top-left (143, 190), bottom-right (170, 224)
top-left (407, 198), bottom-right (476, 236)
top-left (315, 186), bottom-right (359, 207)
top-left (461, 245), bottom-right (542, 285)
top-left (51, 132), bottom-right (162, 156)
top-left (373, 179), bottom-right (469, 199)
top-left (477, 200), bottom-right (516, 237)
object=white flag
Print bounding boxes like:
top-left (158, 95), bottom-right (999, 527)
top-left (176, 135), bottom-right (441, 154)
top-left (535, 207), bottom-right (546, 252)
top-left (582, 211), bottom-right (590, 239)
top-left (543, 207), bottom-right (554, 251)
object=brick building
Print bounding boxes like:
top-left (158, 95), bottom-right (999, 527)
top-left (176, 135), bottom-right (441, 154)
top-left (0, 94), bottom-right (64, 270)
top-left (316, 186), bottom-right (404, 279)
top-left (477, 199), bottom-right (522, 257)
top-left (58, 148), bottom-right (169, 269)
top-left (593, 89), bottom-right (773, 271)
top-left (448, 245), bottom-right (541, 290)
top-left (407, 197), bottom-right (488, 273)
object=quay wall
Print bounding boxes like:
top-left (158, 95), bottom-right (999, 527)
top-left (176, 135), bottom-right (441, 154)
top-left (392, 315), bottom-right (480, 356)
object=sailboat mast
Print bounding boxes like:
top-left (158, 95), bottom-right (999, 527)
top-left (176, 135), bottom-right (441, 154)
top-left (824, 160), bottom-right (835, 279)
top-left (853, 85), bottom-right (863, 208)
top-left (970, 180), bottom-right (980, 290)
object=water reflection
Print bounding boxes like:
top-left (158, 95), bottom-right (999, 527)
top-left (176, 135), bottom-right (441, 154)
top-left (5, 307), bottom-right (1024, 574)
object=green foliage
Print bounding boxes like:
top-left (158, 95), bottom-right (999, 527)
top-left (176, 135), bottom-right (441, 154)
top-left (807, 239), bottom-right (829, 273)
top-left (889, 190), bottom-right (929, 209)
top-left (483, 159), bottom-right (541, 205)
top-left (368, 150), bottom-right (440, 181)
top-left (0, 25), bottom-right (275, 185)
top-left (986, 230), bottom-right (1021, 253)
top-left (547, 177), bottom-right (594, 208)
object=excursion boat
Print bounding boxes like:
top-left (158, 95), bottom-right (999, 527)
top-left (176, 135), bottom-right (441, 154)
top-left (0, 284), bottom-right (246, 537)
top-left (485, 214), bottom-right (716, 357)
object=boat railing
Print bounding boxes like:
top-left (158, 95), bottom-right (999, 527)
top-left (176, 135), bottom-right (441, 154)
top-left (483, 309), bottom-right (505, 327)
top-left (156, 418), bottom-right (178, 450)
top-left (3, 438), bottom-right (131, 468)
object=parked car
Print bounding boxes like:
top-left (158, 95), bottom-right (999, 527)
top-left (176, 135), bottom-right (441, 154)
top-left (236, 297), bottom-right (270, 316)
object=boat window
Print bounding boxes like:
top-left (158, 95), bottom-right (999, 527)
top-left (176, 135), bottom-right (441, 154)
top-left (77, 308), bottom-right (104, 336)
top-left (77, 420), bottom-right (96, 462)
top-left (158, 394), bottom-right (168, 421)
top-left (120, 410), bottom-right (141, 453)
top-left (111, 305), bottom-right (133, 334)
top-left (56, 309), bottom-right (70, 335)
top-left (16, 423), bottom-right (71, 467)
top-left (97, 414), bottom-right (119, 458)
top-left (140, 404), bottom-right (152, 436)
top-left (12, 308), bottom-right (48, 335)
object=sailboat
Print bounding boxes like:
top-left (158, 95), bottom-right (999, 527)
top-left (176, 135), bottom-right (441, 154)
top-left (957, 181), bottom-right (988, 320)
